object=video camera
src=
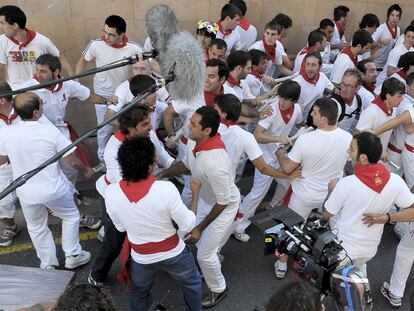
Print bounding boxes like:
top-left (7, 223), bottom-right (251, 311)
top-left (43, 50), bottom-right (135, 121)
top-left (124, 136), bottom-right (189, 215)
top-left (251, 207), bottom-right (373, 311)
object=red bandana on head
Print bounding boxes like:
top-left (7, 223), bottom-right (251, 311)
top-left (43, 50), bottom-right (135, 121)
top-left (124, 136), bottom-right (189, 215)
top-left (221, 119), bottom-right (240, 127)
top-left (33, 74), bottom-right (63, 93)
top-left (354, 163), bottom-right (390, 193)
top-left (262, 36), bottom-right (276, 63)
top-left (250, 68), bottom-right (263, 80)
top-left (238, 17), bottom-right (251, 31)
top-left (204, 86), bottom-right (224, 107)
top-left (10, 28), bottom-right (36, 50)
top-left (372, 96), bottom-right (393, 116)
top-left (0, 112), bottom-right (18, 125)
top-left (227, 74), bottom-right (242, 88)
top-left (299, 64), bottom-right (319, 85)
top-left (119, 175), bottom-right (156, 203)
top-left (192, 133), bottom-right (226, 155)
top-left (100, 34), bottom-right (128, 48)
top-left (279, 103), bottom-right (295, 124)
top-left (386, 22), bottom-right (397, 39)
top-left (114, 130), bottom-right (128, 142)
top-left (334, 20), bottom-right (345, 39)
top-left (340, 47), bottom-right (357, 66)
top-left (396, 70), bottom-right (408, 80)
top-left (217, 20), bottom-right (232, 37)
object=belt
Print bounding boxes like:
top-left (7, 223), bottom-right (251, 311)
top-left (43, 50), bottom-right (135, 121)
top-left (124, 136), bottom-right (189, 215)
top-left (388, 143), bottom-right (402, 154)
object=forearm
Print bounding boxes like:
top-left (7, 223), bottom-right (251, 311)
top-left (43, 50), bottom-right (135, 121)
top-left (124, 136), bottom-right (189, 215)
top-left (75, 57), bottom-right (87, 74)
top-left (390, 207), bottom-right (414, 222)
top-left (276, 149), bottom-right (296, 174)
top-left (240, 103), bottom-right (259, 118)
top-left (163, 107), bottom-right (177, 136)
top-left (59, 54), bottom-right (73, 76)
top-left (254, 132), bottom-right (281, 144)
top-left (277, 65), bottom-right (294, 77)
top-left (156, 161), bottom-right (189, 179)
top-left (260, 163), bottom-right (291, 179)
top-left (104, 109), bottom-right (119, 127)
top-left (189, 191), bottom-right (200, 214)
top-left (88, 93), bottom-right (107, 105)
top-left (196, 203), bottom-right (227, 231)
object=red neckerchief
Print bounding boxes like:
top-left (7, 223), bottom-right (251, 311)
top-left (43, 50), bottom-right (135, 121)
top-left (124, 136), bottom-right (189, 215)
top-left (33, 74), bottom-right (63, 93)
top-left (204, 48), bottom-right (210, 61)
top-left (262, 36), bottom-right (276, 63)
top-left (363, 82), bottom-right (376, 91)
top-left (396, 70), bottom-right (407, 80)
top-left (217, 20), bottom-right (232, 37)
top-left (221, 119), bottom-right (240, 127)
top-left (0, 111), bottom-right (18, 125)
top-left (204, 86), bottom-right (224, 107)
top-left (227, 74), bottom-right (242, 88)
top-left (238, 17), bottom-right (251, 31)
top-left (334, 20), bottom-right (345, 39)
top-left (114, 130), bottom-right (128, 142)
top-left (354, 163), bottom-right (390, 193)
top-left (279, 103), bottom-right (295, 124)
top-left (373, 96), bottom-right (393, 116)
top-left (340, 94), bottom-right (354, 106)
top-left (250, 68), bottom-right (264, 80)
top-left (340, 47), bottom-right (357, 66)
top-left (192, 133), bottom-right (226, 155)
top-left (299, 65), bottom-right (319, 85)
top-left (100, 34), bottom-right (128, 48)
top-left (10, 28), bottom-right (36, 50)
top-left (119, 175), bottom-right (156, 203)
top-left (386, 22), bottom-right (397, 39)
top-left (299, 46), bottom-right (316, 55)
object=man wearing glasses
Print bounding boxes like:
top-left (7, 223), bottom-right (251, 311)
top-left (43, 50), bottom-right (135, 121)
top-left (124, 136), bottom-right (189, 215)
top-left (76, 15), bottom-right (143, 161)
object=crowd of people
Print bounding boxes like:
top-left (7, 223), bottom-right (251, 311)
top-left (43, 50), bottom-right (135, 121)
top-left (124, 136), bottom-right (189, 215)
top-left (2, 1), bottom-right (414, 310)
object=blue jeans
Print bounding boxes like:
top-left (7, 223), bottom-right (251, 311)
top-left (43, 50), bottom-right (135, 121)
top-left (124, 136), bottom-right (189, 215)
top-left (129, 246), bottom-right (202, 311)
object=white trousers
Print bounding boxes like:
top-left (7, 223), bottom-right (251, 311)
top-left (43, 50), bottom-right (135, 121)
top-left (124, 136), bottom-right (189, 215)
top-left (19, 188), bottom-right (82, 268)
top-left (337, 252), bottom-right (371, 276)
top-left (289, 192), bottom-right (323, 220)
top-left (402, 148), bottom-right (414, 189)
top-left (389, 222), bottom-right (414, 298)
top-left (387, 147), bottom-right (403, 177)
top-left (236, 163), bottom-right (289, 233)
top-left (0, 165), bottom-right (16, 219)
top-left (196, 199), bottom-right (238, 292)
top-left (95, 104), bottom-right (113, 160)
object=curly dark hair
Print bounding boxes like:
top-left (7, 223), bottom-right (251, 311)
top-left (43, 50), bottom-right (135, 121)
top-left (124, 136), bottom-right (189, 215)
top-left (118, 136), bottom-right (155, 182)
top-left (53, 284), bottom-right (117, 311)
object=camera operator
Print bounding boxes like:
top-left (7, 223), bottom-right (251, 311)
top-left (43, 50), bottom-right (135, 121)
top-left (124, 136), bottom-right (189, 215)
top-left (322, 132), bottom-right (414, 277)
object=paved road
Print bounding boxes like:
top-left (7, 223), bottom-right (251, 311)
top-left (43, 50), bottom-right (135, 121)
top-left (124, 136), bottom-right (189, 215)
top-left (1, 163), bottom-right (414, 310)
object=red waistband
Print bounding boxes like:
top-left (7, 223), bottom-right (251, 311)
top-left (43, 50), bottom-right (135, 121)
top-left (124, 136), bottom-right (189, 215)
top-left (104, 175), bottom-right (111, 185)
top-left (388, 143), bottom-right (402, 154)
top-left (130, 233), bottom-right (179, 255)
top-left (180, 136), bottom-right (188, 145)
top-left (405, 143), bottom-right (414, 153)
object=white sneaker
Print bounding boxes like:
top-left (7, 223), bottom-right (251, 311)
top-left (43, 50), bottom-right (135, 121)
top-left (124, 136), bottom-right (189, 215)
top-left (233, 231), bottom-right (251, 243)
top-left (65, 250), bottom-right (91, 269)
top-left (97, 226), bottom-right (105, 242)
top-left (274, 260), bottom-right (287, 279)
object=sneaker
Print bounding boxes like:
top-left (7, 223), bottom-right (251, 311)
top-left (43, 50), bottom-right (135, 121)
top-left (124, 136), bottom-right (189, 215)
top-left (65, 250), bottom-right (91, 269)
top-left (218, 252), bottom-right (224, 263)
top-left (381, 281), bottom-right (402, 308)
top-left (80, 214), bottom-right (102, 230)
top-left (201, 288), bottom-right (228, 308)
top-left (87, 272), bottom-right (105, 287)
top-left (274, 260), bottom-right (287, 279)
top-left (233, 231), bottom-right (251, 243)
top-left (44, 265), bottom-right (56, 270)
top-left (97, 226), bottom-right (105, 242)
top-left (0, 224), bottom-right (17, 247)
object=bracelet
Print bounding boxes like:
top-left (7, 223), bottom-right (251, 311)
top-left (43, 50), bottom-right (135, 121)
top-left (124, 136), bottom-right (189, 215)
top-left (386, 212), bottom-right (391, 224)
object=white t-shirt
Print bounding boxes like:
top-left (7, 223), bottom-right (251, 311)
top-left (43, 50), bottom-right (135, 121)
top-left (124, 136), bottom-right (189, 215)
top-left (258, 98), bottom-right (302, 162)
top-left (330, 53), bottom-right (356, 84)
top-left (223, 79), bottom-right (255, 102)
top-left (106, 180), bottom-right (195, 264)
top-left (293, 49), bottom-right (307, 73)
top-left (395, 34), bottom-right (405, 47)
top-left (377, 43), bottom-right (413, 86)
top-left (218, 123), bottom-right (263, 175)
top-left (326, 173), bottom-right (414, 259)
top-left (82, 39), bottom-right (143, 98)
top-left (0, 121), bottom-right (75, 204)
top-left (330, 21), bottom-right (347, 61)
top-left (216, 29), bottom-right (241, 52)
top-left (389, 94), bottom-right (414, 150)
top-left (403, 105), bottom-right (414, 147)
top-left (372, 23), bottom-right (401, 68)
top-left (356, 102), bottom-right (397, 151)
top-left (0, 32), bottom-right (60, 90)
top-left (244, 73), bottom-right (269, 97)
top-left (289, 128), bottom-right (352, 203)
top-left (249, 40), bottom-right (283, 77)
top-left (358, 86), bottom-right (376, 110)
top-left (235, 24), bottom-right (257, 49)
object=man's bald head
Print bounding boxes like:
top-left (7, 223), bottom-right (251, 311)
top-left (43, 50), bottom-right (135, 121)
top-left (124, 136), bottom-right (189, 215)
top-left (14, 92), bottom-right (42, 120)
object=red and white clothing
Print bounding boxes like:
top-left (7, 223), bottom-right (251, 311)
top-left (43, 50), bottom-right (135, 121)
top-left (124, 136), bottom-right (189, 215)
top-left (0, 120), bottom-right (83, 268)
top-left (245, 72), bottom-right (270, 97)
top-left (358, 84), bottom-right (376, 110)
top-left (330, 48), bottom-right (357, 84)
top-left (182, 134), bottom-right (240, 293)
top-left (372, 23), bottom-right (401, 68)
top-left (288, 128), bottom-right (352, 219)
top-left (377, 43), bottom-right (414, 86)
top-left (249, 40), bottom-right (283, 77)
top-left (223, 78), bottom-right (255, 102)
top-left (106, 177), bottom-right (196, 264)
top-left (216, 22), bottom-right (241, 52)
top-left (402, 105), bottom-right (414, 188)
top-left (330, 21), bottom-right (347, 61)
top-left (326, 165), bottom-right (414, 261)
top-left (0, 30), bottom-right (60, 89)
top-left (235, 17), bottom-right (257, 49)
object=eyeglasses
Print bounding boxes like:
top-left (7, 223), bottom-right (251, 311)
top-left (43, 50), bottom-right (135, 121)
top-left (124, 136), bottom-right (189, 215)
top-left (340, 82), bottom-right (356, 89)
top-left (197, 19), bottom-right (219, 35)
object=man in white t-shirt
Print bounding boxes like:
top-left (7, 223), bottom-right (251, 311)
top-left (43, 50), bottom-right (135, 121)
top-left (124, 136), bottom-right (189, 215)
top-left (358, 13), bottom-right (381, 62)
top-left (272, 13), bottom-right (295, 73)
top-left (216, 3), bottom-right (242, 52)
top-left (356, 59), bottom-right (378, 109)
top-left (371, 4), bottom-right (402, 69)
top-left (319, 18), bottom-right (335, 77)
top-left (293, 29), bottom-right (327, 73)
top-left (230, 0), bottom-right (257, 49)
top-left (0, 92), bottom-right (92, 269)
top-left (245, 49), bottom-right (273, 97)
top-left (323, 132), bottom-right (414, 278)
top-left (106, 136), bottom-right (202, 310)
top-left (331, 29), bottom-right (373, 85)
top-left (330, 5), bottom-right (350, 62)
top-left (0, 5), bottom-right (72, 89)
top-left (75, 15), bottom-right (143, 160)
top-left (376, 26), bottom-right (414, 86)
top-left (274, 98), bottom-right (352, 279)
